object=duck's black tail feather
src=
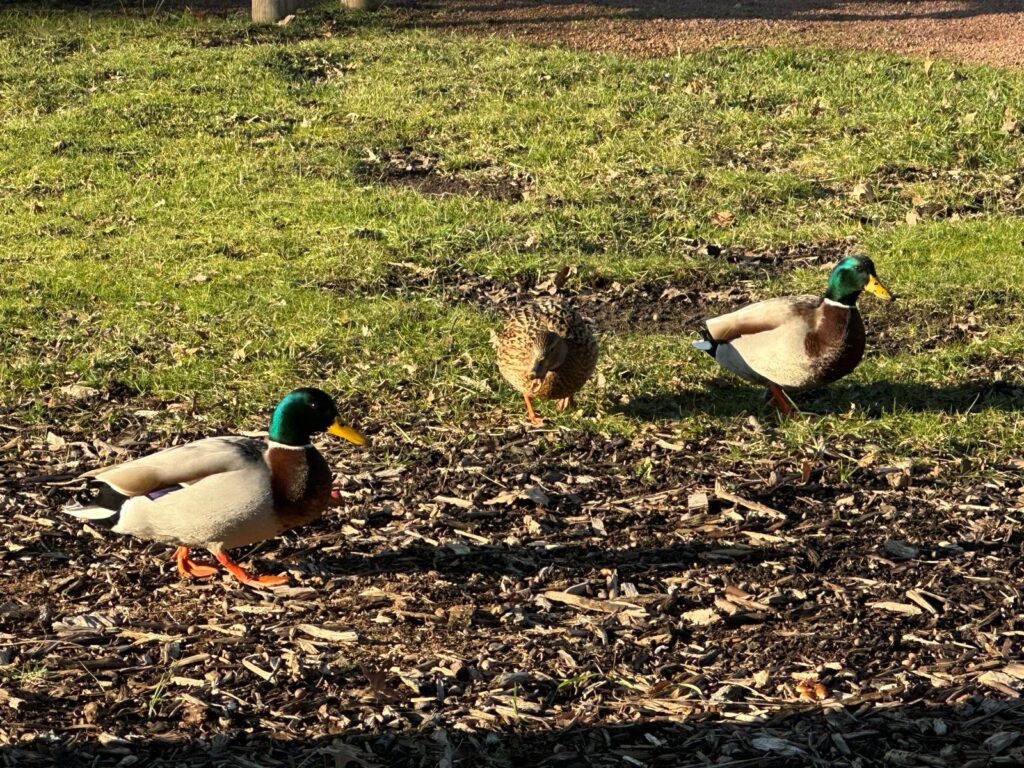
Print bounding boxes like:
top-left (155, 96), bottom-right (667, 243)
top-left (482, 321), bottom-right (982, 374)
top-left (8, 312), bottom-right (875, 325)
top-left (62, 482), bottom-right (127, 529)
top-left (691, 329), bottom-right (718, 357)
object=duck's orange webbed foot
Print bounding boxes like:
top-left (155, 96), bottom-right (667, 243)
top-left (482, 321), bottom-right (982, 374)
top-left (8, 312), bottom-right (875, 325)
top-left (174, 546), bottom-right (219, 579)
top-left (768, 384), bottom-right (796, 417)
top-left (555, 396), bottom-right (574, 412)
top-left (214, 551), bottom-right (289, 588)
top-left (523, 393), bottom-right (544, 426)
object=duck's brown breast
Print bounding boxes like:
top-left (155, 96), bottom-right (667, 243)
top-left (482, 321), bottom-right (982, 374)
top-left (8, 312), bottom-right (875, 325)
top-left (267, 445), bottom-right (333, 532)
top-left (531, 339), bottom-right (599, 400)
top-left (808, 303), bottom-right (865, 384)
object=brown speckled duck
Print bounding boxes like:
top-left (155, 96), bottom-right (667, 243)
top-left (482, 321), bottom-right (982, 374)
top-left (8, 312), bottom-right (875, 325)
top-left (693, 254), bottom-right (893, 414)
top-left (495, 299), bottom-right (598, 424)
top-left (63, 388), bottom-right (365, 588)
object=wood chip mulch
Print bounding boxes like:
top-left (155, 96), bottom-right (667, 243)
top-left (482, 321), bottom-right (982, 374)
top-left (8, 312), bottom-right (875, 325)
top-left (4, 390), bottom-right (1024, 765)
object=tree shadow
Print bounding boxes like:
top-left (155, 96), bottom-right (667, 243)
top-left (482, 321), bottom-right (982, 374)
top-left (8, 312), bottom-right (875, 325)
top-left (393, 0), bottom-right (1023, 28)
top-left (617, 379), bottom-right (1024, 421)
top-left (310, 539), bottom-right (790, 579)
top-left (5, 699), bottom-right (1024, 767)
top-left (613, 383), bottom-right (763, 421)
top-left (805, 379), bottom-right (1024, 416)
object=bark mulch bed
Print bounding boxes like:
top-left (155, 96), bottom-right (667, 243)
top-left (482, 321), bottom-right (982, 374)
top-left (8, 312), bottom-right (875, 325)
top-left (4, 392), bottom-right (1024, 765)
top-left (389, 0), bottom-right (1024, 69)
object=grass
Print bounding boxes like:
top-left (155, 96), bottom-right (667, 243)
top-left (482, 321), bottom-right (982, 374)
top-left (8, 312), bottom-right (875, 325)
top-left (0, 663), bottom-right (50, 687)
top-left (1, 1), bottom-right (1024, 469)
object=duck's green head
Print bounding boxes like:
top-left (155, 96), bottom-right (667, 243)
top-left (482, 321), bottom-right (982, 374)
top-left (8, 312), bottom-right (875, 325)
top-left (268, 388), bottom-right (366, 447)
top-left (825, 254), bottom-right (893, 306)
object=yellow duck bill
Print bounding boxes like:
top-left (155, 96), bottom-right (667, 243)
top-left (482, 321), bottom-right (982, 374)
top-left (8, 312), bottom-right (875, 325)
top-left (328, 420), bottom-right (367, 445)
top-left (865, 274), bottom-right (893, 300)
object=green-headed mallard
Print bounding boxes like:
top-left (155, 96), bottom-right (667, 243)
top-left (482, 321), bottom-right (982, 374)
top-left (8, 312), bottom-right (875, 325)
top-left (692, 254), bottom-right (893, 414)
top-left (63, 388), bottom-right (365, 587)
top-left (495, 299), bottom-right (598, 424)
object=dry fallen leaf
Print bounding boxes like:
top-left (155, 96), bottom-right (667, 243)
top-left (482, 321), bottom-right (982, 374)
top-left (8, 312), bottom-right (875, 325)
top-left (710, 210), bottom-right (735, 227)
top-left (796, 679), bottom-right (827, 701)
top-left (58, 384), bottom-right (100, 400)
top-left (850, 182), bottom-right (874, 202)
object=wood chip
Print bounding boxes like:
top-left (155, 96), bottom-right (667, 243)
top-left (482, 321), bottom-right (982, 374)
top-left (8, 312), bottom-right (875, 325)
top-left (296, 624), bottom-right (358, 643)
top-left (542, 590), bottom-right (639, 614)
top-left (868, 601), bottom-right (923, 616)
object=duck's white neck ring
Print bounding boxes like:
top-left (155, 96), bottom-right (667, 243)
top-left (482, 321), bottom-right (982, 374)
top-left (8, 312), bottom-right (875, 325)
top-left (267, 440), bottom-right (311, 450)
top-left (823, 298), bottom-right (850, 309)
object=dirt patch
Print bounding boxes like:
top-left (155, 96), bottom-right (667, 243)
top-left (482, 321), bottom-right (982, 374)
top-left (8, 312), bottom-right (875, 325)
top-left (389, 0), bottom-right (1024, 69)
top-left (870, 290), bottom-right (1024, 358)
top-left (355, 148), bottom-right (532, 202)
top-left (860, 165), bottom-right (1024, 220)
top-left (321, 238), bottom-right (852, 334)
top-left (323, 259), bottom-right (717, 333)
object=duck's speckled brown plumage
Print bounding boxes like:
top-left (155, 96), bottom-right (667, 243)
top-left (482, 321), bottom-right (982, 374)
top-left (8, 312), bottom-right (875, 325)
top-left (496, 300), bottom-right (598, 403)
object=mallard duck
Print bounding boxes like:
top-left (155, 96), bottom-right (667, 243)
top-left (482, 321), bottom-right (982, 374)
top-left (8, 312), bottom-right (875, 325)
top-left (692, 254), bottom-right (893, 414)
top-left (63, 388), bottom-right (365, 588)
top-left (495, 299), bottom-right (598, 424)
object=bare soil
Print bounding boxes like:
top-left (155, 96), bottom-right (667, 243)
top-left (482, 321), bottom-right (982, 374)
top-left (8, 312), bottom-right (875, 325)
top-left (44, 0), bottom-right (1024, 67)
top-left (390, 0), bottom-right (1024, 69)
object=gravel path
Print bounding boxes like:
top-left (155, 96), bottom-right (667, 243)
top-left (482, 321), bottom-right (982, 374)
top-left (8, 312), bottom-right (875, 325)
top-left (391, 0), bottom-right (1024, 68)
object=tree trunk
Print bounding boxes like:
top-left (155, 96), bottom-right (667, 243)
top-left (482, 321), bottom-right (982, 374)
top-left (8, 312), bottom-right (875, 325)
top-left (252, 0), bottom-right (292, 22)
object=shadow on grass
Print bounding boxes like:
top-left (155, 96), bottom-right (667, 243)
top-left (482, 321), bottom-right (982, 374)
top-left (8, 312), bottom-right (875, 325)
top-left (807, 379), bottom-right (1024, 416)
top-left (617, 379), bottom-right (1024, 421)
top-left (4, 699), bottom-right (1024, 767)
top-left (394, 0), bottom-right (1022, 27)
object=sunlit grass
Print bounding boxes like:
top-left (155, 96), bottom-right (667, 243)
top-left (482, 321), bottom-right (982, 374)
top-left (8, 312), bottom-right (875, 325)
top-left (1, 1), bottom-right (1023, 470)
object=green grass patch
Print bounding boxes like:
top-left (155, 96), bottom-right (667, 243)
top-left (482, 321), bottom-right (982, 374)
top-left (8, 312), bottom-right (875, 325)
top-left (2, 2), bottom-right (1023, 468)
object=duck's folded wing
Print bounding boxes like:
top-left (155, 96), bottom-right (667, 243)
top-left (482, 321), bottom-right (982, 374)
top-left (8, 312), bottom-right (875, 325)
top-left (705, 296), bottom-right (814, 342)
top-left (114, 465), bottom-right (277, 548)
top-left (85, 436), bottom-right (266, 495)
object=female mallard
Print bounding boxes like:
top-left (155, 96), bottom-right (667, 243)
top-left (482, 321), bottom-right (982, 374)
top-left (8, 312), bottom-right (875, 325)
top-left (693, 254), bottom-right (893, 414)
top-left (63, 388), bottom-right (365, 587)
top-left (495, 299), bottom-right (598, 424)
